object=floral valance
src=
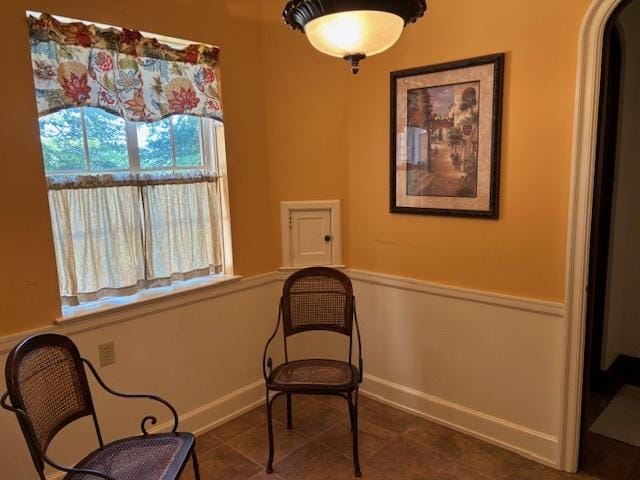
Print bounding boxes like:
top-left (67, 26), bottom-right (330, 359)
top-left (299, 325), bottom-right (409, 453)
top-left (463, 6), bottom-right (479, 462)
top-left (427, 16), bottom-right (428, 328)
top-left (28, 13), bottom-right (223, 122)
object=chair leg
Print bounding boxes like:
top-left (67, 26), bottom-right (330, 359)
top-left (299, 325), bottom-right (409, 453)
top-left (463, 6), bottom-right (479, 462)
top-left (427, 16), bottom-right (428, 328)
top-left (191, 449), bottom-right (201, 480)
top-left (286, 393), bottom-right (293, 430)
top-left (348, 390), bottom-right (362, 477)
top-left (349, 393), bottom-right (356, 432)
top-left (266, 390), bottom-right (275, 474)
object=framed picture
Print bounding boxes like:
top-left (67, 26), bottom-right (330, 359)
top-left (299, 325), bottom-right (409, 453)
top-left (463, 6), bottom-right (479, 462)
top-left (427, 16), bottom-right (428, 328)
top-left (390, 53), bottom-right (504, 218)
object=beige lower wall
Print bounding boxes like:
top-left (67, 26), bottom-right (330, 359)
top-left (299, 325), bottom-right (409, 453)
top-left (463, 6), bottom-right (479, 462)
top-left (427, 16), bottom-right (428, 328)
top-left (1, 269), bottom-right (568, 479)
top-left (349, 270), bottom-right (565, 466)
top-left (271, 269), bottom-right (566, 467)
top-left (0, 276), bottom-right (280, 480)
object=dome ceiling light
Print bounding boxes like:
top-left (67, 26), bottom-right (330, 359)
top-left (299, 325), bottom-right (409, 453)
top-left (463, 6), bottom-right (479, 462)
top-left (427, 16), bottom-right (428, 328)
top-left (283, 0), bottom-right (427, 74)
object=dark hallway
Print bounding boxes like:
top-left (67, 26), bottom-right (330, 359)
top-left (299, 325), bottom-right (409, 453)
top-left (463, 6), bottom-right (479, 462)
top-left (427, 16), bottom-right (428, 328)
top-left (580, 0), bottom-right (640, 478)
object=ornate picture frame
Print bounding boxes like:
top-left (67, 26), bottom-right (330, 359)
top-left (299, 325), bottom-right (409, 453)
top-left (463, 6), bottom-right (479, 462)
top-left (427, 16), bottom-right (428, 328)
top-left (390, 53), bottom-right (504, 218)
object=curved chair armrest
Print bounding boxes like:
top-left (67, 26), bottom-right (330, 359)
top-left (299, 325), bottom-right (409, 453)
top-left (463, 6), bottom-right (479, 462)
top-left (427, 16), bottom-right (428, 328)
top-left (1, 391), bottom-right (39, 438)
top-left (1, 391), bottom-right (41, 442)
top-left (82, 359), bottom-right (179, 435)
top-left (1, 392), bottom-right (116, 480)
top-left (263, 298), bottom-right (283, 381)
top-left (1, 390), bottom-right (16, 412)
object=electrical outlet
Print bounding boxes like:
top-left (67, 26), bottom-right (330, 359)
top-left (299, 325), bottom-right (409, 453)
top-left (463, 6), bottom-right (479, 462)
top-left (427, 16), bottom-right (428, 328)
top-left (98, 341), bottom-right (116, 367)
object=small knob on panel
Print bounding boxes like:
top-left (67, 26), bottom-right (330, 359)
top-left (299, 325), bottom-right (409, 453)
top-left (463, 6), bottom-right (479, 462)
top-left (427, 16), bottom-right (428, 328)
top-left (324, 235), bottom-right (332, 242)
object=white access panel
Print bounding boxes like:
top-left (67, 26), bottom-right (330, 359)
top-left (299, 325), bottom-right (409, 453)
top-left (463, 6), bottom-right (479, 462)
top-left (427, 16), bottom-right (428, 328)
top-left (290, 209), bottom-right (332, 266)
top-left (280, 200), bottom-right (342, 269)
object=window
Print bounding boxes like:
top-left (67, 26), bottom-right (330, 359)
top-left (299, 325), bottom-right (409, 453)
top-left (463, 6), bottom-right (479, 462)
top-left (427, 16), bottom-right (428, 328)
top-left (28, 12), bottom-right (229, 308)
top-left (40, 108), bottom-right (217, 174)
top-left (39, 108), bottom-right (228, 307)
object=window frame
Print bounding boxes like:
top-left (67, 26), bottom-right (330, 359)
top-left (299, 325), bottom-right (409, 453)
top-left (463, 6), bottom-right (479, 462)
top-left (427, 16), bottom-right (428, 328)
top-left (42, 113), bottom-right (236, 308)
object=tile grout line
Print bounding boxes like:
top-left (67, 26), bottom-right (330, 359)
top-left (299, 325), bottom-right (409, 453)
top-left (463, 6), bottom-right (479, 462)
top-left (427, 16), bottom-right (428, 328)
top-left (251, 396), bottom-right (354, 475)
top-left (231, 394), bottom-right (397, 477)
top-left (210, 413), bottom-right (317, 475)
top-left (194, 395), bottom-right (604, 480)
top-left (227, 428), bottom-right (314, 472)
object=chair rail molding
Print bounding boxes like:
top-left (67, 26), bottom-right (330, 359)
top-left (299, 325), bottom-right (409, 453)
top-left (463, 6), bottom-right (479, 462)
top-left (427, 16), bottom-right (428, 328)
top-left (349, 269), bottom-right (564, 317)
top-left (0, 272), bottom-right (278, 355)
top-left (562, 0), bottom-right (624, 472)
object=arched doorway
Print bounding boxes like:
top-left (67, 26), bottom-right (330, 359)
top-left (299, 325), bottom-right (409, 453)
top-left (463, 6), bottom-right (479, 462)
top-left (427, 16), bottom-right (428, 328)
top-left (564, 0), bottom-right (639, 473)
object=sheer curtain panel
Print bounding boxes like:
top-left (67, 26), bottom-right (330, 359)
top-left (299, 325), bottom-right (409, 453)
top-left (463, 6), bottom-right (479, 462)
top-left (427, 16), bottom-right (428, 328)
top-left (48, 176), bottom-right (223, 305)
top-left (143, 180), bottom-right (223, 286)
top-left (48, 185), bottom-right (145, 306)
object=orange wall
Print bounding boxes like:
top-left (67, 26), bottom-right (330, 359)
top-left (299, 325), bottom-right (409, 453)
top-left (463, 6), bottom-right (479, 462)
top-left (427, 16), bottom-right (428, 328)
top-left (259, 0), bottom-right (590, 302)
top-left (346, 0), bottom-right (591, 302)
top-left (0, 0), bottom-right (273, 336)
top-left (259, 1), bottom-right (351, 265)
top-left (0, 0), bottom-right (592, 336)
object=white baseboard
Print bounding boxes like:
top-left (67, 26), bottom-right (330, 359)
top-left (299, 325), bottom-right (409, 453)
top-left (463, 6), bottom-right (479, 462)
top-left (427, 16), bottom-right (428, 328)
top-left (361, 374), bottom-right (559, 468)
top-left (177, 379), bottom-right (265, 437)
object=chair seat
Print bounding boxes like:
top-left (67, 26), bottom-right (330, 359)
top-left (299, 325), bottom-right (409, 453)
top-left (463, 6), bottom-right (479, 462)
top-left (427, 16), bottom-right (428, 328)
top-left (65, 433), bottom-right (194, 480)
top-left (268, 359), bottom-right (360, 391)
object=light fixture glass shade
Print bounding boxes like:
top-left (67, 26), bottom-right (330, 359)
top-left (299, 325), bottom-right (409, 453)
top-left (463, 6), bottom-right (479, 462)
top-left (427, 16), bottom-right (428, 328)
top-left (304, 10), bottom-right (404, 59)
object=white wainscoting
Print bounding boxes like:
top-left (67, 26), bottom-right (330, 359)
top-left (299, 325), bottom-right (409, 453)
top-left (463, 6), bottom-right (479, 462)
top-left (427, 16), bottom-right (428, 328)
top-left (349, 269), bottom-right (565, 468)
top-left (1, 268), bottom-right (568, 479)
top-left (0, 274), bottom-right (281, 480)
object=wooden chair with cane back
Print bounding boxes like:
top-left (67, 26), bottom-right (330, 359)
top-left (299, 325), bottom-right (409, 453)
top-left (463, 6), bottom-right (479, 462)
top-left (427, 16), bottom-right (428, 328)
top-left (262, 267), bottom-right (364, 477)
top-left (1, 333), bottom-right (200, 480)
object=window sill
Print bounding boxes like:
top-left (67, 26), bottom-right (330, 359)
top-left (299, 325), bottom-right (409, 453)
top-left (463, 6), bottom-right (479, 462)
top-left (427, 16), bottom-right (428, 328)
top-left (57, 274), bottom-right (242, 325)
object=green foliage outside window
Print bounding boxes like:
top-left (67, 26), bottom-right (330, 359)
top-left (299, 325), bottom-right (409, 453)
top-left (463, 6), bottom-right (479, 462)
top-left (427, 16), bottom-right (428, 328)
top-left (39, 108), bottom-right (86, 172)
top-left (174, 115), bottom-right (202, 167)
top-left (138, 117), bottom-right (173, 169)
top-left (38, 107), bottom-right (204, 173)
top-left (85, 108), bottom-right (129, 170)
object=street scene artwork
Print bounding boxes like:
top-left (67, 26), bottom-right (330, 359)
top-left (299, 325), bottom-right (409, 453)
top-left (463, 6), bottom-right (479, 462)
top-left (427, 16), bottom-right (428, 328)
top-left (406, 82), bottom-right (480, 198)
top-left (391, 54), bottom-right (504, 218)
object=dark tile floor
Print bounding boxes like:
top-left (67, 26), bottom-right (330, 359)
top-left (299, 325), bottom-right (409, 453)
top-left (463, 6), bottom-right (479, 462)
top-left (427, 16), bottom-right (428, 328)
top-left (180, 394), bottom-right (607, 480)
